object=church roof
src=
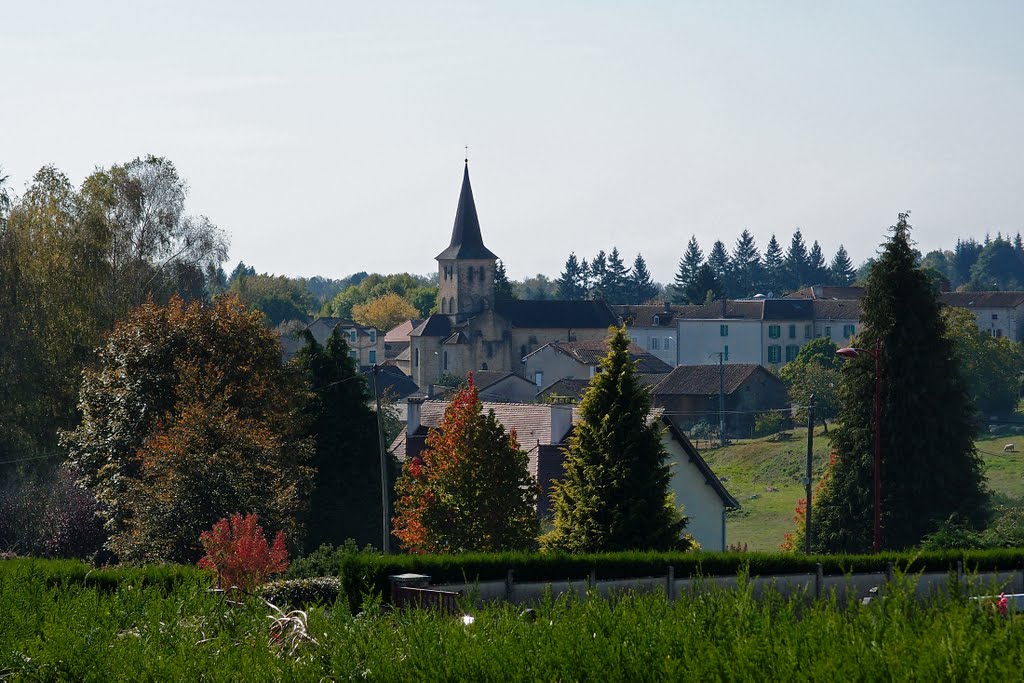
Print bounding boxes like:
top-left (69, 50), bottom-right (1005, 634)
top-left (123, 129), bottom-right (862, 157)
top-left (435, 163), bottom-right (498, 261)
top-left (410, 314), bottom-right (453, 338)
top-left (494, 299), bottom-right (618, 329)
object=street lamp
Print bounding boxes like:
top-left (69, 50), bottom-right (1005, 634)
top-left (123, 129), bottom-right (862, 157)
top-left (836, 340), bottom-right (882, 554)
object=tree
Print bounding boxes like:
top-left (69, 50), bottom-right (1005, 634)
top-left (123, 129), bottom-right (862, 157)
top-left (784, 229), bottom-right (810, 292)
top-left (807, 241), bottom-right (828, 285)
top-left (672, 236), bottom-right (704, 303)
top-left (628, 253), bottom-right (659, 304)
top-left (953, 239), bottom-right (983, 288)
top-left (707, 240), bottom-right (731, 294)
top-left (812, 213), bottom-right (988, 553)
top-left (762, 235), bottom-right (785, 296)
top-left (493, 260), bottom-right (517, 302)
top-left (546, 327), bottom-right (689, 552)
top-left (63, 295), bottom-right (313, 563)
top-left (322, 273), bottom-right (437, 319)
top-left (828, 245), bottom-right (856, 286)
top-left (731, 229), bottom-right (762, 298)
top-left (684, 263), bottom-right (723, 305)
top-left (605, 247), bottom-right (631, 303)
top-left (391, 377), bottom-right (539, 553)
top-left (778, 338), bottom-right (841, 432)
top-left (589, 250), bottom-right (609, 300)
top-left (556, 252), bottom-right (587, 300)
top-left (967, 236), bottom-right (1024, 291)
top-left (942, 306), bottom-right (1024, 416)
top-left (351, 292), bottom-right (419, 332)
top-left (296, 328), bottom-right (391, 551)
top-left (515, 274), bottom-right (558, 300)
top-left (230, 272), bottom-right (314, 327)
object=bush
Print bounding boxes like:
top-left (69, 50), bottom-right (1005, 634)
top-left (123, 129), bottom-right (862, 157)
top-left (197, 514), bottom-right (289, 591)
top-left (754, 411), bottom-right (785, 437)
top-left (256, 576), bottom-right (342, 608)
top-left (689, 422), bottom-right (713, 440)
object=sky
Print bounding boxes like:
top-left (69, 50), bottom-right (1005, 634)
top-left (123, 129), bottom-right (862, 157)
top-left (3, 1), bottom-right (1023, 284)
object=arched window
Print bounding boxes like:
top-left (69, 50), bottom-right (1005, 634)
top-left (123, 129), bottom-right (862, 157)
top-left (449, 297), bottom-right (455, 313)
top-left (414, 348), bottom-right (419, 367)
top-left (443, 351), bottom-right (448, 371)
top-left (468, 267), bottom-right (474, 282)
top-left (441, 298), bottom-right (447, 314)
top-left (479, 266), bottom-right (484, 281)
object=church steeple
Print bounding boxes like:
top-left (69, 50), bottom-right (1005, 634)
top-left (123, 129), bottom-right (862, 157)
top-left (435, 162), bottom-right (498, 261)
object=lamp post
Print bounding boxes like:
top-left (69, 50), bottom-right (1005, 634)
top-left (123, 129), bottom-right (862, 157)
top-left (836, 340), bottom-right (882, 554)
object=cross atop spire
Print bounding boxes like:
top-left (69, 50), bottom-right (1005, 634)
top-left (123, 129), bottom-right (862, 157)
top-left (435, 161), bottom-right (498, 261)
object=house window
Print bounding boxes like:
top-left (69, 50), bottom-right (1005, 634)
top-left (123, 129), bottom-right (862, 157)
top-left (349, 350), bottom-right (357, 360)
top-left (723, 345), bottom-right (729, 361)
top-left (997, 329), bottom-right (1004, 338)
top-left (720, 324), bottom-right (729, 337)
top-left (369, 329), bottom-right (376, 343)
top-left (768, 325), bottom-right (781, 339)
top-left (368, 350), bottom-right (376, 364)
top-left (804, 324), bottom-right (812, 339)
top-left (349, 329), bottom-right (357, 344)
top-left (785, 345), bottom-right (800, 362)
top-left (650, 337), bottom-right (660, 350)
top-left (414, 348), bottom-right (419, 367)
top-left (843, 324), bottom-right (855, 338)
top-left (788, 324), bottom-right (796, 339)
top-left (768, 345), bottom-right (781, 363)
top-left (443, 351), bottom-right (448, 371)
top-left (653, 315), bottom-right (661, 325)
top-left (993, 314), bottom-right (999, 320)
top-left (664, 337), bottom-right (671, 349)
top-left (824, 326), bottom-right (832, 338)
top-left (534, 371), bottom-right (544, 387)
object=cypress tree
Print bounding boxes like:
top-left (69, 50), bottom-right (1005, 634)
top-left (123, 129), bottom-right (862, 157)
top-left (546, 327), bottom-right (688, 552)
top-left (812, 213), bottom-right (988, 553)
top-left (829, 245), bottom-right (855, 286)
top-left (762, 235), bottom-right (785, 296)
top-left (629, 253), bottom-right (659, 304)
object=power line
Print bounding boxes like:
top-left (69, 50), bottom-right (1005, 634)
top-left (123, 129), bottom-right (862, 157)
top-left (0, 452), bottom-right (64, 466)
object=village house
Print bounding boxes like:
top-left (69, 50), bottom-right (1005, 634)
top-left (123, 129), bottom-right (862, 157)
top-left (940, 291), bottom-right (1024, 341)
top-left (405, 163), bottom-right (619, 389)
top-left (611, 303), bottom-right (699, 366)
top-left (279, 317), bottom-right (386, 367)
top-left (522, 339), bottom-right (672, 389)
top-left (389, 398), bottom-right (739, 550)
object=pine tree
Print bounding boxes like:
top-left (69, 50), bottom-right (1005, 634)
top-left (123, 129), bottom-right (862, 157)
top-left (812, 213), bottom-right (988, 553)
top-left (671, 236), bottom-right (704, 303)
top-left (589, 250), bottom-right (609, 300)
top-left (628, 253), bottom-right (659, 304)
top-left (828, 245), bottom-right (855, 286)
top-left (494, 260), bottom-right (516, 302)
top-left (807, 241), bottom-right (828, 285)
top-left (731, 229), bottom-right (762, 298)
top-left (685, 263), bottom-right (723, 305)
top-left (784, 229), bottom-right (810, 292)
top-left (707, 240), bottom-right (731, 295)
top-left (762, 235), bottom-right (785, 296)
top-left (556, 253), bottom-right (586, 300)
top-left (546, 327), bottom-right (688, 552)
top-left (296, 328), bottom-right (385, 552)
top-left (605, 247), bottom-right (631, 303)
top-left (392, 377), bottom-right (539, 553)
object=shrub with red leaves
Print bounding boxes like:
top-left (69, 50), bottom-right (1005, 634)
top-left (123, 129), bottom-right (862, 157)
top-left (197, 513), bottom-right (289, 591)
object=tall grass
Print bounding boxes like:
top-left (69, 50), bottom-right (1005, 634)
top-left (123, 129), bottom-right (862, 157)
top-left (2, 560), bottom-right (1023, 680)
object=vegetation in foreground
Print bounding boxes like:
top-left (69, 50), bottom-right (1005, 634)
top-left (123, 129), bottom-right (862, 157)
top-left (3, 559), bottom-right (1023, 680)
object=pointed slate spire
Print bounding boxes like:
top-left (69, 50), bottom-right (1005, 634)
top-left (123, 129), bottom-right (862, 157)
top-left (436, 162), bottom-right (498, 261)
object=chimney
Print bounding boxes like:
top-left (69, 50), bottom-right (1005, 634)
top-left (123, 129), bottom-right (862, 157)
top-left (663, 300), bottom-right (671, 313)
top-left (407, 397), bottom-right (424, 437)
top-left (550, 403), bottom-right (573, 444)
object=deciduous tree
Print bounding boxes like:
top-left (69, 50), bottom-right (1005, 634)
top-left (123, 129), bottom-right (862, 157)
top-left (351, 292), bottom-right (419, 332)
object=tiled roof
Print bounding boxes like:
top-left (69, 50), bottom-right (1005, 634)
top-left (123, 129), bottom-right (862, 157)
top-left (385, 319), bottom-right (423, 342)
top-left (785, 286), bottom-right (867, 300)
top-left (435, 163), bottom-right (498, 261)
top-left (813, 299), bottom-right (862, 320)
top-left (525, 339), bottom-right (672, 374)
top-left (470, 370), bottom-right (533, 391)
top-left (385, 340), bottom-right (410, 360)
top-left (363, 366), bottom-right (419, 400)
top-left (612, 304), bottom-right (699, 327)
top-left (494, 299), bottom-right (618, 329)
top-left (941, 292), bottom-right (1024, 309)
top-left (673, 300), bottom-right (764, 320)
top-left (410, 314), bottom-right (453, 338)
top-left (537, 378), bottom-right (591, 402)
top-left (652, 364), bottom-right (782, 396)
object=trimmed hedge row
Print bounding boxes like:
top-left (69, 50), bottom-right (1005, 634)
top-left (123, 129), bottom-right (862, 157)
top-left (0, 557), bottom-right (204, 592)
top-left (287, 545), bottom-right (1024, 613)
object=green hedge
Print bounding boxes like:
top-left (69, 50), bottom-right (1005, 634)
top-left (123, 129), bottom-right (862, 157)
top-left (0, 557), bottom-right (204, 592)
top-left (288, 545), bottom-right (1024, 613)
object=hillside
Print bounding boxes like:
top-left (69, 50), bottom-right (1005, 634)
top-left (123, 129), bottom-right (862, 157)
top-left (703, 428), bottom-right (1024, 551)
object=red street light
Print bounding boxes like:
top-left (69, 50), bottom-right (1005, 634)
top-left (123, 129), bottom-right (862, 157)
top-left (836, 340), bottom-right (882, 554)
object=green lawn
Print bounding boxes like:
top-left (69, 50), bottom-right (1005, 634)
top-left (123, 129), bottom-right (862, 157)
top-left (703, 428), bottom-right (1024, 552)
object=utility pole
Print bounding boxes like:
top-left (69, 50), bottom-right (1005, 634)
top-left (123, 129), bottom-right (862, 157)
top-left (718, 350), bottom-right (726, 447)
top-left (805, 396), bottom-right (815, 555)
top-left (371, 364), bottom-right (390, 554)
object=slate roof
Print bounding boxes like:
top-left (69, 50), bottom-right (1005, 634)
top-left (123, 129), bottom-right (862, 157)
top-left (536, 378), bottom-right (591, 402)
top-left (494, 299), bottom-right (618, 329)
top-left (362, 366), bottom-right (419, 401)
top-left (941, 292), bottom-right (1024, 309)
top-left (612, 304), bottom-right (699, 327)
top-left (652, 364), bottom-right (782, 396)
top-left (523, 339), bottom-right (672, 374)
top-left (762, 298), bottom-right (814, 320)
top-left (813, 299), bottom-right (862, 320)
top-left (785, 286), bottom-right (867, 300)
top-left (674, 300), bottom-right (764, 320)
top-left (435, 163), bottom-right (498, 261)
top-left (470, 370), bottom-right (533, 391)
top-left (410, 314), bottom-right (453, 338)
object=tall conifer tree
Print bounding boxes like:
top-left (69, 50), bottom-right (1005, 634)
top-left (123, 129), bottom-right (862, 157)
top-left (707, 240), bottom-right (731, 295)
top-left (812, 213), bottom-right (988, 553)
top-left (731, 229), bottom-right (762, 298)
top-left (546, 327), bottom-right (688, 552)
top-left (589, 250), bottom-right (609, 300)
top-left (493, 260), bottom-right (516, 301)
top-left (829, 245), bottom-right (855, 286)
top-left (785, 229), bottom-right (810, 292)
top-left (605, 247), bottom-right (631, 303)
top-left (629, 253), bottom-right (659, 304)
top-left (556, 253), bottom-right (586, 300)
top-left (807, 241), bottom-right (828, 285)
top-left (762, 235), bottom-right (785, 296)
top-left (672, 236), bottom-right (704, 303)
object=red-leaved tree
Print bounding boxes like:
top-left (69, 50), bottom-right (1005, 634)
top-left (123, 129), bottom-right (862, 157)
top-left (392, 376), bottom-right (539, 553)
top-left (197, 513), bottom-right (289, 591)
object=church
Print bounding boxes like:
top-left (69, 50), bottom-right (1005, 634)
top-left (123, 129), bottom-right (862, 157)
top-left (407, 163), bottom-right (618, 389)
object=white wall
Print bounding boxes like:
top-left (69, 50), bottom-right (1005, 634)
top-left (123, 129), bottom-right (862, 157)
top-left (663, 435), bottom-right (728, 551)
top-left (677, 319), bottom-right (761, 366)
top-left (627, 327), bottom-right (677, 366)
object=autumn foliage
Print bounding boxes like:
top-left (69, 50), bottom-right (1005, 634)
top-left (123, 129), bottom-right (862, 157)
top-left (392, 377), bottom-right (539, 553)
top-left (198, 513), bottom-right (289, 591)
top-left (781, 452), bottom-right (837, 552)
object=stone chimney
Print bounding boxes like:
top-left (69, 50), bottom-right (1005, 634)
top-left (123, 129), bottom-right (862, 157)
top-left (550, 403), bottom-right (573, 444)
top-left (407, 397), bottom-right (424, 438)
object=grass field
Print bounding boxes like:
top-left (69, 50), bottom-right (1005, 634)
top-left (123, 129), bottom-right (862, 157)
top-left (4, 559), bottom-right (1024, 680)
top-left (703, 428), bottom-right (1024, 552)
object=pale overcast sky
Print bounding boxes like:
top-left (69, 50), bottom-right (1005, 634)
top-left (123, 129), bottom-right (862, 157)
top-left (3, 1), bottom-right (1023, 283)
